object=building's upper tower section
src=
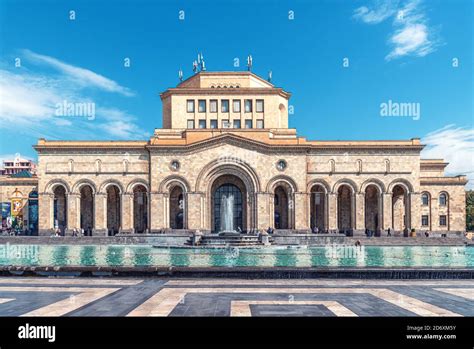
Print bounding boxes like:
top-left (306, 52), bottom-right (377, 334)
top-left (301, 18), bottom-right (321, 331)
top-left (160, 71), bottom-right (291, 129)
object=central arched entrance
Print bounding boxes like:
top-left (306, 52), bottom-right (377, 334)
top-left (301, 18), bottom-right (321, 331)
top-left (213, 184), bottom-right (243, 232)
top-left (211, 175), bottom-right (247, 233)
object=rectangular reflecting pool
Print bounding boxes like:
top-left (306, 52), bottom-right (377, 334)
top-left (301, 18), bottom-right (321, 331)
top-left (0, 244), bottom-right (473, 268)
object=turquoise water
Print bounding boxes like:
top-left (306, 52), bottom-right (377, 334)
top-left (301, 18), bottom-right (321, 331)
top-left (0, 244), bottom-right (473, 268)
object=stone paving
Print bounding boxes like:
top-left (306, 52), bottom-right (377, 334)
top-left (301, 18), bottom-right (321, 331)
top-left (0, 277), bottom-right (472, 317)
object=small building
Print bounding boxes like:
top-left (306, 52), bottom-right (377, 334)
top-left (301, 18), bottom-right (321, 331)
top-left (0, 156), bottom-right (37, 176)
top-left (0, 171), bottom-right (38, 234)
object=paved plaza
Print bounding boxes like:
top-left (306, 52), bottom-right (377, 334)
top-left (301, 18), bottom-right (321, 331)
top-left (0, 277), bottom-right (472, 317)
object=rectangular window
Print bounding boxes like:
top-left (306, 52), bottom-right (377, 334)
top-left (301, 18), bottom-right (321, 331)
top-left (233, 100), bottom-right (241, 113)
top-left (233, 120), bottom-right (241, 128)
top-left (210, 119), bottom-right (218, 129)
top-left (209, 100), bottom-right (217, 113)
top-left (198, 119), bottom-right (206, 129)
top-left (421, 215), bottom-right (429, 226)
top-left (245, 119), bottom-right (253, 129)
top-left (187, 100), bottom-right (195, 113)
top-left (244, 99), bottom-right (252, 113)
top-left (256, 119), bottom-right (264, 129)
top-left (187, 120), bottom-right (195, 129)
top-left (256, 99), bottom-right (264, 112)
top-left (222, 120), bottom-right (231, 128)
top-left (198, 100), bottom-right (206, 113)
top-left (439, 215), bottom-right (447, 226)
top-left (221, 100), bottom-right (229, 113)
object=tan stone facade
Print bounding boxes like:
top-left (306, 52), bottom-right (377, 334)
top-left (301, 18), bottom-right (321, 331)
top-left (29, 71), bottom-right (467, 236)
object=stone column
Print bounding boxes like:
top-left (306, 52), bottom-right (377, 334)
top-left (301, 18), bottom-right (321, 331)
top-left (382, 193), bottom-right (392, 230)
top-left (430, 195), bottom-right (438, 231)
top-left (256, 192), bottom-right (270, 230)
top-left (67, 193), bottom-right (79, 232)
top-left (355, 192), bottom-right (365, 231)
top-left (38, 193), bottom-right (53, 236)
top-left (328, 192), bottom-right (338, 232)
top-left (94, 192), bottom-right (107, 235)
top-left (121, 193), bottom-right (133, 233)
top-left (294, 192), bottom-right (308, 231)
top-left (410, 192), bottom-right (420, 231)
top-left (186, 192), bottom-right (204, 230)
top-left (377, 193), bottom-right (383, 233)
top-left (324, 193), bottom-right (329, 232)
top-left (149, 192), bottom-right (164, 233)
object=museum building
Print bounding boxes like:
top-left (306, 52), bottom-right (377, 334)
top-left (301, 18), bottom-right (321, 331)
top-left (29, 71), bottom-right (467, 236)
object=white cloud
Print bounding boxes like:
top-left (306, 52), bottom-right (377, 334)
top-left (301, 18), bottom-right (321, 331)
top-left (23, 50), bottom-right (134, 97)
top-left (93, 107), bottom-right (149, 139)
top-left (422, 125), bottom-right (474, 190)
top-left (353, 0), bottom-right (399, 24)
top-left (0, 50), bottom-right (147, 141)
top-left (0, 70), bottom-right (62, 123)
top-left (353, 0), bottom-right (441, 60)
top-left (386, 23), bottom-right (433, 60)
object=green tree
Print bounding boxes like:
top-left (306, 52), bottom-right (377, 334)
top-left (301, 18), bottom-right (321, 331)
top-left (466, 190), bottom-right (474, 231)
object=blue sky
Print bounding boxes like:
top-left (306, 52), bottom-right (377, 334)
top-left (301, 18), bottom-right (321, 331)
top-left (0, 0), bottom-right (472, 185)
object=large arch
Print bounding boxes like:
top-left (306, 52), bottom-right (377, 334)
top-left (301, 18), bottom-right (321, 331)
top-left (332, 178), bottom-right (358, 194)
top-left (211, 177), bottom-right (245, 232)
top-left (197, 159), bottom-right (259, 232)
top-left (267, 176), bottom-right (297, 230)
top-left (45, 179), bottom-right (71, 194)
top-left (159, 175), bottom-right (191, 193)
top-left (360, 178), bottom-right (386, 194)
top-left (160, 176), bottom-right (190, 230)
top-left (365, 184), bottom-right (381, 233)
top-left (126, 179), bottom-right (150, 194)
top-left (196, 158), bottom-right (261, 193)
top-left (309, 183), bottom-right (328, 232)
top-left (106, 184), bottom-right (121, 235)
top-left (52, 184), bottom-right (67, 234)
top-left (80, 184), bottom-right (94, 235)
top-left (133, 184), bottom-right (148, 233)
top-left (306, 179), bottom-right (331, 194)
top-left (98, 180), bottom-right (125, 195)
top-left (392, 184), bottom-right (409, 233)
top-left (337, 184), bottom-right (354, 233)
top-left (72, 179), bottom-right (97, 195)
top-left (170, 185), bottom-right (185, 229)
top-left (387, 178), bottom-right (414, 194)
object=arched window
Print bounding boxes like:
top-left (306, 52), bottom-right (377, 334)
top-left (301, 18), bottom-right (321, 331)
top-left (439, 193), bottom-right (447, 206)
top-left (421, 193), bottom-right (429, 206)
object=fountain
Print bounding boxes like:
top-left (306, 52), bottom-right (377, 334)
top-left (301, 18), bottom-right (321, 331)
top-left (220, 193), bottom-right (234, 233)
